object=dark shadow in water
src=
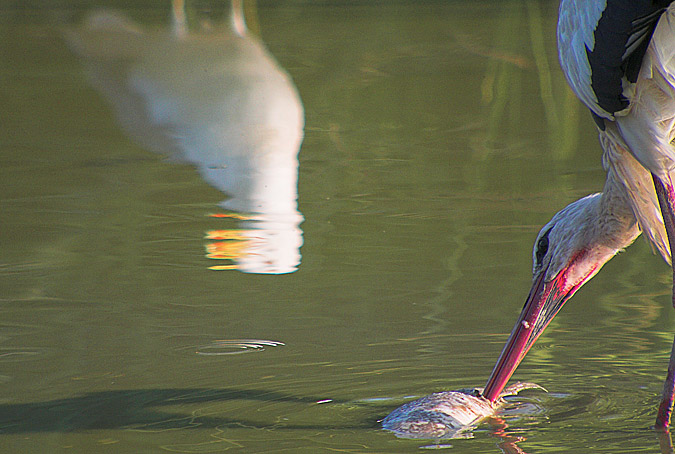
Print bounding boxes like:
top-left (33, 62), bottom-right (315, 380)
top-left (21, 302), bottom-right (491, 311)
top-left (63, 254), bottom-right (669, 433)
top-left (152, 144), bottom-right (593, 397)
top-left (2, 389), bottom-right (673, 453)
top-left (0, 387), bottom-right (377, 434)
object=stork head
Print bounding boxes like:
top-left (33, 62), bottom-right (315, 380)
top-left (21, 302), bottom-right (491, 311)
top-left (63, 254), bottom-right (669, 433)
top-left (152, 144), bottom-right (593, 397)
top-left (482, 191), bottom-right (640, 401)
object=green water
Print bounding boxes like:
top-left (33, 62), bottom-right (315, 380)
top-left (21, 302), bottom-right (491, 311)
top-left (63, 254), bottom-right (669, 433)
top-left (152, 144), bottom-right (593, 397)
top-left (1, 1), bottom-right (674, 452)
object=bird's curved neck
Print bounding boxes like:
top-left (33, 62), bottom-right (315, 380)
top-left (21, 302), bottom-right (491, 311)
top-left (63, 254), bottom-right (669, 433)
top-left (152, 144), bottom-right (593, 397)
top-left (596, 167), bottom-right (641, 250)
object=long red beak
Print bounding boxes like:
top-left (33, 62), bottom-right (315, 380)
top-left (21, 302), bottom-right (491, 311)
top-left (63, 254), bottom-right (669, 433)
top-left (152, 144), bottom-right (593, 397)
top-left (483, 254), bottom-right (596, 401)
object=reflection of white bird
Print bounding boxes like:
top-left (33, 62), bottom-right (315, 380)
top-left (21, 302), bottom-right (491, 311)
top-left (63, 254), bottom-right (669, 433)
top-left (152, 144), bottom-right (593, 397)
top-left (65, 0), bottom-right (304, 274)
top-left (481, 1), bottom-right (675, 429)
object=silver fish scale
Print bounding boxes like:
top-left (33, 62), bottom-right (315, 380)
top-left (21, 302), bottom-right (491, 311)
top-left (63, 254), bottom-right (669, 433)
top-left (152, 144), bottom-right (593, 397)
top-left (381, 382), bottom-right (545, 439)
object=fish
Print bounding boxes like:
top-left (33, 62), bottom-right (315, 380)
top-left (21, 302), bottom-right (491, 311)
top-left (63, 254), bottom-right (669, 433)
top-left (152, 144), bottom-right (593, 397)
top-left (381, 382), bottom-right (545, 439)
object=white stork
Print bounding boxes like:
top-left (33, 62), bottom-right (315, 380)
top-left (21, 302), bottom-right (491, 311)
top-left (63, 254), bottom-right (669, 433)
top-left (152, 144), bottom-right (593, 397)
top-left (481, 0), bottom-right (675, 429)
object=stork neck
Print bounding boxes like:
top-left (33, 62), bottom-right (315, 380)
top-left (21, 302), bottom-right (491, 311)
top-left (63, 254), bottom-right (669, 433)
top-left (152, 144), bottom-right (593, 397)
top-left (596, 168), bottom-right (641, 250)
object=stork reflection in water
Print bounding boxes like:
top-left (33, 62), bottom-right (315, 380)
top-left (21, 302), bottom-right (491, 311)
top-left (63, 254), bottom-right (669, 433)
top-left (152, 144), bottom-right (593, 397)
top-left (483, 0), bottom-right (675, 430)
top-left (64, 0), bottom-right (304, 274)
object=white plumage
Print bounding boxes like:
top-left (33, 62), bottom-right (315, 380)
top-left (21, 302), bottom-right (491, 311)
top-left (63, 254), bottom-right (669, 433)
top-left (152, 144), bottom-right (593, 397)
top-left (558, 0), bottom-right (610, 119)
top-left (616, 9), bottom-right (675, 180)
top-left (483, 1), bottom-right (675, 429)
top-left (551, 2), bottom-right (675, 266)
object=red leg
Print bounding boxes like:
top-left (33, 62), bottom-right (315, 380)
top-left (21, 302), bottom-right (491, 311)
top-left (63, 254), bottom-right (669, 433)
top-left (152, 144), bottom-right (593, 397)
top-left (657, 338), bottom-right (675, 430)
top-left (657, 427), bottom-right (674, 454)
top-left (652, 174), bottom-right (675, 430)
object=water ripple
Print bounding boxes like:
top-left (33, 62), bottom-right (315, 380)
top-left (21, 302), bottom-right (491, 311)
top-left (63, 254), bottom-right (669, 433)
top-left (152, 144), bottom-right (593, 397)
top-left (0, 347), bottom-right (49, 361)
top-left (195, 340), bottom-right (284, 356)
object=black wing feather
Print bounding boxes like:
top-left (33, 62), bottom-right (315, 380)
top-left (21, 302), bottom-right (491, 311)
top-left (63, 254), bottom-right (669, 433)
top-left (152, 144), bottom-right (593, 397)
top-left (587, 0), bottom-right (672, 116)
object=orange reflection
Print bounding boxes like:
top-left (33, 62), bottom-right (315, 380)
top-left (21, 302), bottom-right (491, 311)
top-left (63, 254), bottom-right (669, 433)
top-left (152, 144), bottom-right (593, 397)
top-left (205, 229), bottom-right (255, 241)
top-left (487, 416), bottom-right (529, 454)
top-left (206, 232), bottom-right (259, 259)
top-left (204, 211), bottom-right (302, 274)
top-left (208, 212), bottom-right (250, 221)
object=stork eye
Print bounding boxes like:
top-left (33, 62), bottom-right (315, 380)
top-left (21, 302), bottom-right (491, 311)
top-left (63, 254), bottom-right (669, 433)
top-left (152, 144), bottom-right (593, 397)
top-left (535, 229), bottom-right (551, 266)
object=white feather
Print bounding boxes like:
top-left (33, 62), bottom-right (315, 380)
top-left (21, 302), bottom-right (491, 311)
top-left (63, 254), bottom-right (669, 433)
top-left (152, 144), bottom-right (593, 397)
top-left (553, 3), bottom-right (675, 267)
top-left (616, 5), bottom-right (675, 180)
top-left (557, 0), bottom-right (610, 119)
top-left (600, 123), bottom-right (670, 263)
